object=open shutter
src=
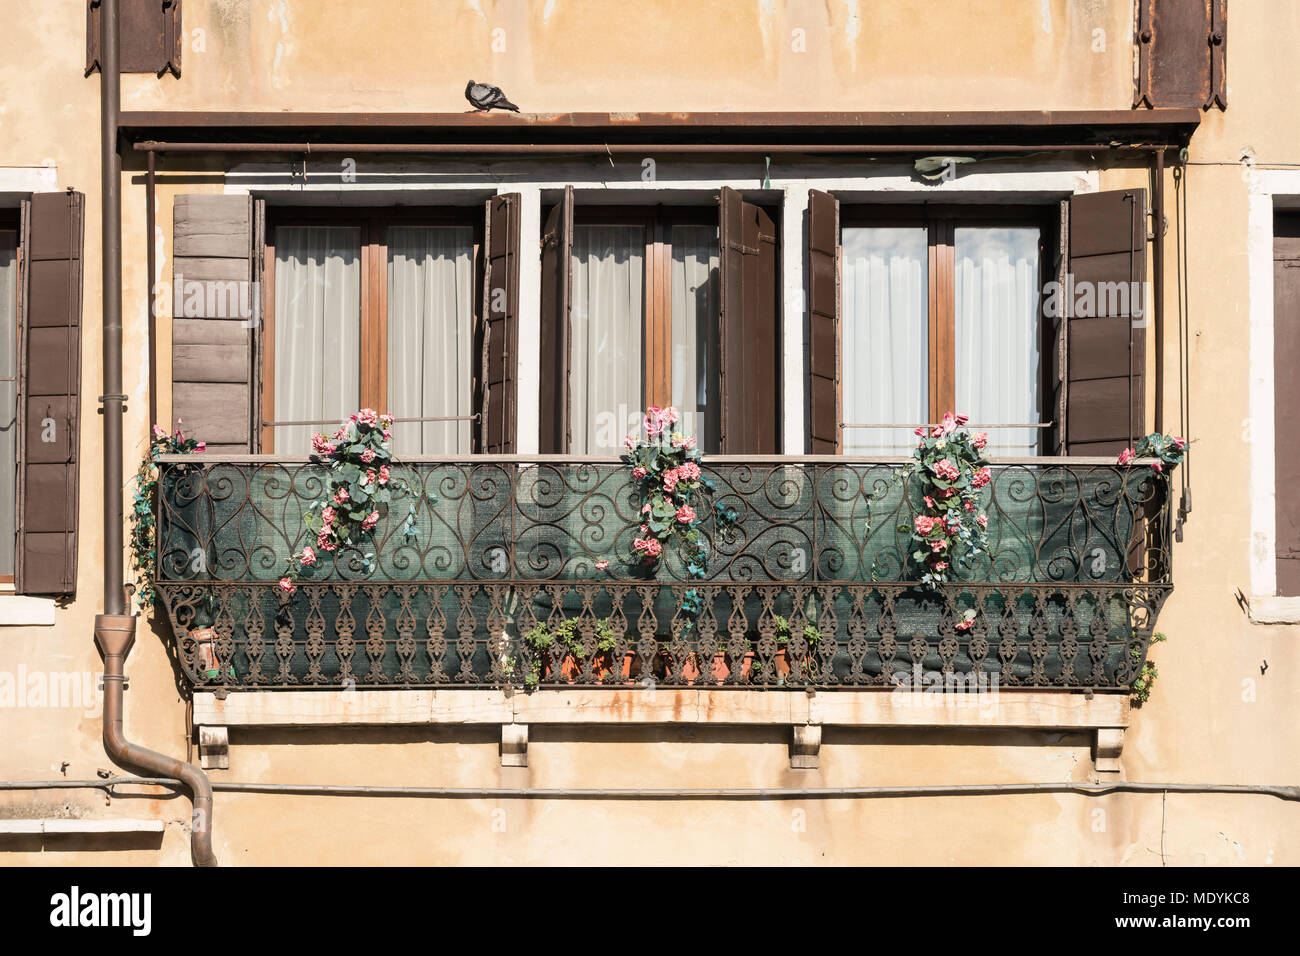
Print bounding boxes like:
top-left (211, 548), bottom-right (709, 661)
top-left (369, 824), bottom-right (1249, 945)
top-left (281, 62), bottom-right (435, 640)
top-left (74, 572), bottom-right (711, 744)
top-left (17, 191), bottom-right (84, 596)
top-left (718, 186), bottom-right (780, 454)
top-left (481, 193), bottom-right (521, 454)
top-left (538, 186), bottom-right (573, 454)
top-left (171, 194), bottom-right (255, 452)
top-left (1134, 0), bottom-right (1227, 110)
top-left (807, 189), bottom-right (839, 454)
top-left (1065, 189), bottom-right (1147, 455)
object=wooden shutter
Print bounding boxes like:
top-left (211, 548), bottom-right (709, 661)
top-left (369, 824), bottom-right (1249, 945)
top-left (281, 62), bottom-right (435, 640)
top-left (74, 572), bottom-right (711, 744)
top-left (807, 189), bottom-right (839, 454)
top-left (481, 193), bottom-right (521, 454)
top-left (1065, 189), bottom-right (1147, 456)
top-left (171, 194), bottom-right (255, 452)
top-left (718, 186), bottom-right (780, 454)
top-left (1135, 0), bottom-right (1227, 110)
top-left (1274, 213), bottom-right (1300, 595)
top-left (17, 191), bottom-right (84, 596)
top-left (538, 186), bottom-right (573, 454)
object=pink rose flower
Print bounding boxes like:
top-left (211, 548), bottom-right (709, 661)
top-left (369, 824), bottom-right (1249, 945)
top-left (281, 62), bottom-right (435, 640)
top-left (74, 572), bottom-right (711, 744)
top-left (321, 506), bottom-right (337, 526)
top-left (279, 577), bottom-right (297, 595)
top-left (195, 442), bottom-right (206, 453)
top-left (940, 487), bottom-right (956, 498)
top-left (954, 413), bottom-right (969, 426)
top-left (923, 495), bottom-right (936, 508)
top-left (1173, 436), bottom-right (1186, 450)
top-left (676, 505), bottom-right (697, 524)
top-left (679, 461), bottom-right (701, 480)
top-left (641, 503), bottom-right (651, 515)
top-left (941, 412), bottom-right (956, 433)
top-left (360, 449), bottom-right (376, 464)
top-left (931, 426), bottom-right (945, 437)
top-left (379, 414), bottom-right (394, 427)
top-left (663, 470), bottom-right (679, 493)
top-left (933, 459), bottom-right (960, 482)
top-left (378, 465), bottom-right (390, 486)
top-left (299, 546), bottom-right (317, 566)
top-left (914, 515), bottom-right (936, 535)
top-left (333, 487), bottom-right (350, 505)
top-left (681, 436), bottom-right (697, 450)
top-left (333, 427), bottom-right (347, 441)
top-left (644, 406), bottom-right (664, 437)
top-left (1152, 462), bottom-right (1164, 473)
top-left (1117, 448), bottom-right (1135, 466)
top-left (955, 619), bottom-right (973, 632)
top-left (976, 514), bottom-right (988, 529)
top-left (632, 466), bottom-right (647, 480)
top-left (317, 529), bottom-right (338, 552)
top-left (663, 406), bottom-right (679, 426)
top-left (624, 434), bottom-right (637, 451)
top-left (973, 432), bottom-right (988, 450)
top-left (643, 537), bottom-right (662, 558)
top-left (364, 469), bottom-right (377, 486)
top-left (382, 429), bottom-right (392, 442)
top-left (929, 540), bottom-right (945, 553)
top-left (963, 500), bottom-right (976, 512)
top-left (152, 424), bottom-right (167, 438)
top-left (913, 427), bottom-right (925, 437)
top-left (971, 467), bottom-right (992, 489)
top-left (931, 561), bottom-right (948, 573)
top-left (311, 433), bottom-right (333, 454)
top-left (357, 408), bottom-right (379, 427)
top-left (361, 511), bottom-right (379, 531)
top-left (595, 559), bottom-right (609, 571)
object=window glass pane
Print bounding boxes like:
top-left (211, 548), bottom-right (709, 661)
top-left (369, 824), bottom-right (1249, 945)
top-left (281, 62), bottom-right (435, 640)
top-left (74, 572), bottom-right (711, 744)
top-left (387, 226), bottom-right (474, 455)
top-left (841, 226), bottom-right (929, 456)
top-left (273, 227), bottom-right (362, 453)
top-left (670, 224), bottom-right (720, 453)
top-left (570, 225), bottom-right (644, 454)
top-left (0, 232), bottom-right (16, 575)
top-left (954, 226), bottom-right (1042, 456)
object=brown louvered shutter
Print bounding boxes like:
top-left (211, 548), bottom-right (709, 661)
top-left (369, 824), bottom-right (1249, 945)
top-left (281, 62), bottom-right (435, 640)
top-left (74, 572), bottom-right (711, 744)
top-left (171, 194), bottom-right (255, 452)
top-left (718, 186), bottom-right (780, 454)
top-left (807, 189), bottom-right (839, 454)
top-left (17, 191), bottom-right (84, 596)
top-left (538, 186), bottom-right (573, 453)
top-left (1274, 213), bottom-right (1300, 595)
top-left (481, 193), bottom-right (521, 454)
top-left (1065, 189), bottom-right (1147, 456)
top-left (1134, 0), bottom-right (1227, 110)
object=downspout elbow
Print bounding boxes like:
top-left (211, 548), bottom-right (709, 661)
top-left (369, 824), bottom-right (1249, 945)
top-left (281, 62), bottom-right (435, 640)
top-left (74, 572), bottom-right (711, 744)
top-left (96, 614), bottom-right (218, 867)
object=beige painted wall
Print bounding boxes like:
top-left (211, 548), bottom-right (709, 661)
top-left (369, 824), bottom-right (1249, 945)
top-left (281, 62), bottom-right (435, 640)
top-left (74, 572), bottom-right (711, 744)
top-left (0, 1), bottom-right (1297, 866)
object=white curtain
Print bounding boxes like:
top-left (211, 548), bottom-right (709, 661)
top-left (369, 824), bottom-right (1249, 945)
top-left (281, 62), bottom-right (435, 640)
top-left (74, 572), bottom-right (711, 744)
top-left (841, 227), bottom-right (929, 456)
top-left (0, 238), bottom-right (16, 574)
top-left (670, 225), bottom-right (720, 453)
top-left (273, 227), bottom-right (362, 454)
top-left (570, 225), bottom-right (644, 454)
top-left (954, 227), bottom-right (1042, 456)
top-left (387, 226), bottom-right (474, 455)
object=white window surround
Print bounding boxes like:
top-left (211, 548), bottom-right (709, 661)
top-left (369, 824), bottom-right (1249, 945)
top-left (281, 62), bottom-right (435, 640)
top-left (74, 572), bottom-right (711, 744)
top-left (0, 593), bottom-right (57, 626)
top-left (226, 159), bottom-right (1098, 455)
top-left (1246, 169), bottom-right (1300, 622)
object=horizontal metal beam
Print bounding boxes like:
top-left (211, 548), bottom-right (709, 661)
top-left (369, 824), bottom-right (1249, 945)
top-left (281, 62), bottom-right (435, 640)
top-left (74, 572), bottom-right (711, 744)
top-left (120, 108), bottom-right (1204, 131)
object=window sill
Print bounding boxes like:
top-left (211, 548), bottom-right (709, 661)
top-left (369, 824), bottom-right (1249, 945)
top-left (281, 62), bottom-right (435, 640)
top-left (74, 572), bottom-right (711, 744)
top-left (0, 818), bottom-right (165, 836)
top-left (0, 595), bottom-right (56, 626)
top-left (1247, 594), bottom-right (1300, 625)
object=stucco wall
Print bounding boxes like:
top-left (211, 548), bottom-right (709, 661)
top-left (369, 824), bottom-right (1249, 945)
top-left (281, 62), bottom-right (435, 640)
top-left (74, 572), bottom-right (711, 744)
top-left (0, 0), bottom-right (1296, 866)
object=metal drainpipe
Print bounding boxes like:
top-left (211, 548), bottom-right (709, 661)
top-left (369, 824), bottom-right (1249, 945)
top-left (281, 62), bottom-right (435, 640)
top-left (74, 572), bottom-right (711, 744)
top-left (93, 0), bottom-right (217, 868)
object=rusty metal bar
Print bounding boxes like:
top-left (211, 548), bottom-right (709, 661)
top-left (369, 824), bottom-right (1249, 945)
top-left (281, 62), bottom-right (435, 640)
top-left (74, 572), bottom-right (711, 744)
top-left (135, 141), bottom-right (1169, 157)
top-left (146, 149), bottom-right (156, 429)
top-left (1153, 148), bottom-right (1166, 434)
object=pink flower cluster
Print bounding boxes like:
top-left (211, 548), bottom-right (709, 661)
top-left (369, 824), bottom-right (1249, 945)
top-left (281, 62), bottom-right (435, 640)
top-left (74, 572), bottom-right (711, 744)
top-left (633, 536), bottom-right (663, 558)
top-left (642, 405), bottom-right (680, 437)
top-left (933, 459), bottom-right (960, 482)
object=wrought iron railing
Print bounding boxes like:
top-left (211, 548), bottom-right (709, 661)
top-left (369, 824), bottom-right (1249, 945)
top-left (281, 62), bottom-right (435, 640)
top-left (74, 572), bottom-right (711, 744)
top-left (154, 455), bottom-right (1172, 691)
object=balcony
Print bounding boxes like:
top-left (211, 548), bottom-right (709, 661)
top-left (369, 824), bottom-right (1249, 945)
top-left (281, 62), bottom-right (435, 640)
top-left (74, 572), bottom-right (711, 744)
top-left (154, 456), bottom-right (1172, 692)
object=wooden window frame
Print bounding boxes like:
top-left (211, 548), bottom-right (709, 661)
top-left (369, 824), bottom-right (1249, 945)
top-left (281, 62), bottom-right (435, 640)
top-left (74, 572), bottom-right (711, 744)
top-left (260, 207), bottom-right (483, 453)
top-left (572, 204), bottom-right (716, 411)
top-left (839, 203), bottom-right (1057, 449)
top-left (0, 211), bottom-right (18, 585)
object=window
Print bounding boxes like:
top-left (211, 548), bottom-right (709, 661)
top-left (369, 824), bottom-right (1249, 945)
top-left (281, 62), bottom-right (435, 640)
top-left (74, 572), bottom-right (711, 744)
top-left (261, 209), bottom-right (481, 454)
top-left (0, 215), bottom-right (17, 581)
top-left (566, 206), bottom-right (720, 454)
top-left (839, 205), bottom-right (1052, 457)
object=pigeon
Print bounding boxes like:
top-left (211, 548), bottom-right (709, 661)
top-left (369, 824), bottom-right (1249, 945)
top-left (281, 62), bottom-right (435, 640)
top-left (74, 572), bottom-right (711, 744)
top-left (465, 80), bottom-right (519, 113)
